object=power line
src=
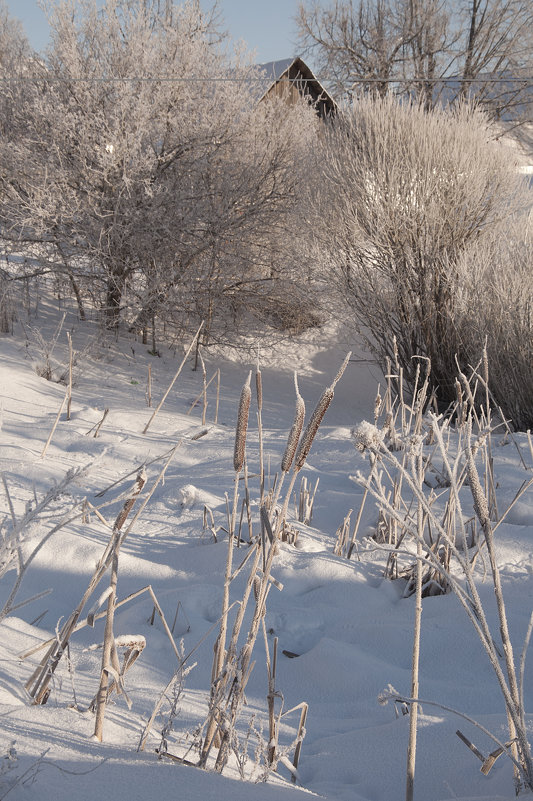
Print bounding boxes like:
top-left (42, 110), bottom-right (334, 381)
top-left (0, 75), bottom-right (532, 85)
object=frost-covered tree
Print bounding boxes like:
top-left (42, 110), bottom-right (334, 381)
top-left (2, 0), bottom-right (320, 342)
top-left (0, 2), bottom-right (36, 326)
top-left (0, 2), bottom-right (33, 226)
top-left (143, 93), bottom-right (322, 350)
top-left (0, 1), bottom-right (32, 127)
top-left (296, 0), bottom-right (533, 120)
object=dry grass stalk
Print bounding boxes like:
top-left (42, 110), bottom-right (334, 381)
top-left (291, 702), bottom-right (308, 782)
top-left (201, 511), bottom-right (237, 764)
top-left (26, 469), bottom-right (146, 706)
top-left (95, 466), bottom-right (147, 740)
top-left (405, 451), bottom-right (424, 801)
top-left (263, 632), bottom-right (279, 766)
top-left (200, 539), bottom-right (263, 769)
top-left (186, 371), bottom-right (217, 416)
top-left (203, 505), bottom-right (218, 542)
top-left (200, 500), bottom-right (281, 773)
top-left (334, 510), bottom-right (353, 557)
top-left (212, 534), bottom-right (278, 774)
top-left (84, 501), bottom-right (111, 529)
top-left (143, 320), bottom-right (203, 434)
top-left (280, 520), bottom-right (299, 546)
top-left (354, 360), bottom-right (533, 794)
top-left (66, 331), bottom-right (73, 421)
top-left (1, 474), bottom-right (17, 527)
top-left (298, 476), bottom-right (319, 525)
top-left (138, 598), bottom-right (245, 754)
top-left (41, 386), bottom-right (69, 459)
top-left (0, 468), bottom-right (92, 626)
top-left (215, 368), bottom-right (220, 425)
top-left (89, 635), bottom-right (146, 712)
top-left (527, 430), bottom-right (533, 467)
top-left (86, 408), bottom-right (109, 439)
top-left (242, 462), bottom-right (253, 544)
top-left (237, 497), bottom-right (246, 544)
top-left (94, 445), bottom-right (177, 498)
top-left (26, 445), bottom-right (180, 704)
top-left (465, 431), bottom-right (526, 790)
top-left (199, 351), bottom-right (207, 426)
top-left (256, 363), bottom-right (265, 505)
top-left (347, 487), bottom-right (369, 559)
top-left (19, 583), bottom-right (181, 657)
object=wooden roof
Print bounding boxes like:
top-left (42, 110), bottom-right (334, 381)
top-left (257, 57), bottom-right (336, 119)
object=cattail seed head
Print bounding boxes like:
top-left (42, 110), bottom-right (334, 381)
top-left (332, 352), bottom-right (351, 388)
top-left (234, 371), bottom-right (252, 473)
top-left (292, 354), bottom-right (351, 472)
top-left (482, 344), bottom-right (489, 387)
top-left (294, 387), bottom-right (334, 471)
top-left (466, 448), bottom-right (490, 526)
top-left (256, 367), bottom-right (263, 412)
top-left (281, 373), bottom-right (305, 473)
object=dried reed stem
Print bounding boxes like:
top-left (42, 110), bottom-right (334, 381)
top-left (270, 373), bottom-right (305, 515)
top-left (406, 452), bottom-right (424, 801)
top-left (214, 534), bottom-right (278, 773)
top-left (256, 363), bottom-right (265, 505)
top-left (143, 321), bottom-right (203, 434)
top-left (26, 446), bottom-right (180, 704)
top-left (204, 371), bottom-right (253, 748)
top-left (41, 387), bottom-right (69, 459)
top-left (215, 368), bottom-right (220, 425)
top-left (334, 509), bottom-right (353, 557)
top-left (66, 331), bottom-right (73, 421)
top-left (92, 469), bottom-right (147, 740)
top-left (264, 633), bottom-right (278, 766)
top-left (91, 408), bottom-right (109, 438)
top-left (201, 508), bottom-right (236, 765)
top-left (199, 351), bottom-right (207, 426)
top-left (292, 702), bottom-right (308, 782)
top-left (186, 371), bottom-right (217, 416)
top-left (465, 431), bottom-right (529, 790)
top-left (347, 487), bottom-right (369, 559)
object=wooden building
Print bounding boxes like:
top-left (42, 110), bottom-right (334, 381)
top-left (257, 57), bottom-right (336, 119)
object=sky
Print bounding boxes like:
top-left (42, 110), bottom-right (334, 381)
top-left (5, 0), bottom-right (303, 64)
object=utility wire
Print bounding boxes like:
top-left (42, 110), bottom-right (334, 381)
top-left (0, 75), bottom-right (532, 84)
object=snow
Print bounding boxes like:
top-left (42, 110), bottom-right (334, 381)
top-left (1, 298), bottom-right (533, 801)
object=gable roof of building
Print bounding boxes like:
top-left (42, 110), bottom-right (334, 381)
top-left (256, 56), bottom-right (336, 117)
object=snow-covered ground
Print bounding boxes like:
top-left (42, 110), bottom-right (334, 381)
top-left (1, 298), bottom-right (533, 801)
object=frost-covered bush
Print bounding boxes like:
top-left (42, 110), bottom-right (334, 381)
top-left (455, 220), bottom-right (533, 430)
top-left (315, 95), bottom-right (529, 408)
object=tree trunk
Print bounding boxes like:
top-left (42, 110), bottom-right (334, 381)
top-left (105, 272), bottom-right (125, 330)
